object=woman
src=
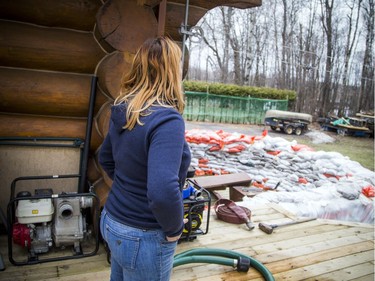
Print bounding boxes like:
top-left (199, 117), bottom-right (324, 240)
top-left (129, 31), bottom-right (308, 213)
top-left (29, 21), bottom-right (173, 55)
top-left (99, 37), bottom-right (191, 281)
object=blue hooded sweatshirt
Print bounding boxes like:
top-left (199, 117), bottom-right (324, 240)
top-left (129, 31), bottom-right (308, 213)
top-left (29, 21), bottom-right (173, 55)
top-left (99, 103), bottom-right (191, 237)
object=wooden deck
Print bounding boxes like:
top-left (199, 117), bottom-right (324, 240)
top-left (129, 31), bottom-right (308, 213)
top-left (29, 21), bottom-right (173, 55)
top-left (0, 201), bottom-right (373, 281)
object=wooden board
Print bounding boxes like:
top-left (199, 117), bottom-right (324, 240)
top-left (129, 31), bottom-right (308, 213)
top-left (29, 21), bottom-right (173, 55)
top-left (193, 172), bottom-right (252, 191)
top-left (1, 203), bottom-right (372, 281)
top-left (336, 124), bottom-right (370, 131)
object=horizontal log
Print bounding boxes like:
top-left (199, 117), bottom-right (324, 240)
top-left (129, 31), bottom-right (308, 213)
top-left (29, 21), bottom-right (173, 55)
top-left (94, 150), bottom-right (114, 188)
top-left (0, 113), bottom-right (103, 152)
top-left (0, 113), bottom-right (86, 137)
top-left (0, 67), bottom-right (107, 117)
top-left (95, 102), bottom-right (112, 139)
top-left (93, 24), bottom-right (116, 53)
top-left (0, 0), bottom-right (101, 31)
top-left (96, 51), bottom-right (134, 99)
top-left (92, 177), bottom-right (111, 208)
top-left (97, 85), bottom-right (114, 101)
top-left (141, 0), bottom-right (261, 9)
top-left (0, 20), bottom-right (105, 73)
top-left (96, 0), bottom-right (158, 52)
top-left (140, 0), bottom-right (162, 8)
top-left (168, 0), bottom-right (261, 10)
top-left (87, 155), bottom-right (102, 183)
top-left (163, 1), bottom-right (261, 40)
top-left (96, 46), bottom-right (187, 98)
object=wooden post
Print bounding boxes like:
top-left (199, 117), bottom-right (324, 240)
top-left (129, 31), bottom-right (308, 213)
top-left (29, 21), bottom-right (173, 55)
top-left (157, 0), bottom-right (167, 36)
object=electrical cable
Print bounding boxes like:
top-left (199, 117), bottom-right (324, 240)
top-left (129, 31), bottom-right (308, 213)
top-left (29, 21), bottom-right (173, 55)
top-left (173, 248), bottom-right (275, 281)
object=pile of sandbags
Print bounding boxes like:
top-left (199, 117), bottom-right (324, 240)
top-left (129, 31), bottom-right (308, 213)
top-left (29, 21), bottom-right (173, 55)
top-left (185, 129), bottom-right (375, 223)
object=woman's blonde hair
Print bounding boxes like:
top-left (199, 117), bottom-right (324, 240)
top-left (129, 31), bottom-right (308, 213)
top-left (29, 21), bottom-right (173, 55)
top-left (114, 37), bottom-right (184, 130)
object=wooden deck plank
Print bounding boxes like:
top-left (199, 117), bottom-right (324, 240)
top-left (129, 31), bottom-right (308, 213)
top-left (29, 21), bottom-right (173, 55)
top-left (211, 251), bottom-right (374, 281)
top-left (224, 241), bottom-right (374, 281)
top-left (270, 250), bottom-right (374, 281)
top-left (172, 263), bottom-right (246, 281)
top-left (255, 231), bottom-right (374, 263)
top-left (252, 226), bottom-right (373, 254)
top-left (0, 203), bottom-right (373, 281)
top-left (55, 271), bottom-right (110, 281)
top-left (303, 262), bottom-right (375, 281)
top-left (0, 247), bottom-right (110, 281)
top-left (263, 241), bottom-right (373, 273)
top-left (350, 274), bottom-right (375, 281)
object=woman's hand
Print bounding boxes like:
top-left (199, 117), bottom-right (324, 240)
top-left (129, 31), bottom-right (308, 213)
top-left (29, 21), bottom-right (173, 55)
top-left (166, 218), bottom-right (189, 242)
top-left (166, 234), bottom-right (181, 242)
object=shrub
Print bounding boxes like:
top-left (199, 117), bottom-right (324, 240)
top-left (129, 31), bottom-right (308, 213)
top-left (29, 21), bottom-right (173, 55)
top-left (183, 80), bottom-right (296, 101)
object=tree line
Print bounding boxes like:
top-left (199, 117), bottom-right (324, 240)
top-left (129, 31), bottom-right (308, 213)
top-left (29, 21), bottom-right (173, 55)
top-left (186, 0), bottom-right (374, 118)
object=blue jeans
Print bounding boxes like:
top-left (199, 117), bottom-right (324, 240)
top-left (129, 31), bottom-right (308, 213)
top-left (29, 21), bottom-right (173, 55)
top-left (100, 208), bottom-right (178, 281)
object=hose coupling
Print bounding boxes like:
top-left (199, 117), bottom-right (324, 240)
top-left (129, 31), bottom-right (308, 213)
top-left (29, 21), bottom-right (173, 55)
top-left (246, 221), bottom-right (255, 230)
top-left (237, 256), bottom-right (251, 272)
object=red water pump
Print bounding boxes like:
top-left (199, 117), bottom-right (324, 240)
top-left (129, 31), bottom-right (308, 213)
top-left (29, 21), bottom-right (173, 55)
top-left (7, 175), bottom-right (100, 265)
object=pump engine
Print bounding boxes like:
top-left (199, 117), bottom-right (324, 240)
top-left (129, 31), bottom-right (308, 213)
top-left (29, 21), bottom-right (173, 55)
top-left (179, 179), bottom-right (211, 241)
top-left (8, 178), bottom-right (99, 266)
top-left (12, 189), bottom-right (93, 257)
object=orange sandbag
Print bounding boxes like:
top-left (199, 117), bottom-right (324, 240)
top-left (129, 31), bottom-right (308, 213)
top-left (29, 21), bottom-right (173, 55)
top-left (266, 150), bottom-right (281, 156)
top-left (298, 177), bottom-right (308, 184)
top-left (323, 173), bottom-right (341, 180)
top-left (291, 144), bottom-right (314, 151)
top-left (252, 181), bottom-right (265, 189)
top-left (199, 158), bottom-right (209, 164)
top-left (362, 185), bottom-right (375, 197)
top-left (195, 169), bottom-right (205, 176)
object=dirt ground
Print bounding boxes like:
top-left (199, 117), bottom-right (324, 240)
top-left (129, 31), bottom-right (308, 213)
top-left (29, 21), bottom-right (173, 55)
top-left (185, 121), bottom-right (375, 171)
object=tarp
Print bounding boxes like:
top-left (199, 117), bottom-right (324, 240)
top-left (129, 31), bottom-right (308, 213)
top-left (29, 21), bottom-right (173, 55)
top-left (265, 110), bottom-right (313, 123)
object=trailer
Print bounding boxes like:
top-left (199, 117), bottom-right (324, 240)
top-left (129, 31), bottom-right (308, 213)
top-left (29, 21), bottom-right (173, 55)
top-left (356, 113), bottom-right (374, 137)
top-left (319, 116), bottom-right (372, 137)
top-left (264, 110), bottom-right (313, 135)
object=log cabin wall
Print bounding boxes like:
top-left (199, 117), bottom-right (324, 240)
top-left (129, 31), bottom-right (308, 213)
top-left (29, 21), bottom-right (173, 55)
top-left (0, 0), bottom-right (106, 213)
top-left (0, 0), bottom-right (261, 213)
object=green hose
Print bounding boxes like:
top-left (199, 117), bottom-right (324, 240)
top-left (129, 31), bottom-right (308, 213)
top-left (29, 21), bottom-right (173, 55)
top-left (174, 255), bottom-right (236, 268)
top-left (173, 248), bottom-right (275, 281)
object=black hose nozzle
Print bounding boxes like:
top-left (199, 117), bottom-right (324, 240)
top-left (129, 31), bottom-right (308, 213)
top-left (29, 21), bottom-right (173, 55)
top-left (237, 256), bottom-right (251, 272)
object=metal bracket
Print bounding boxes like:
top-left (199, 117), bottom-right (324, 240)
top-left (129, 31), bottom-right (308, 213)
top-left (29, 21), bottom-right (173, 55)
top-left (179, 24), bottom-right (204, 43)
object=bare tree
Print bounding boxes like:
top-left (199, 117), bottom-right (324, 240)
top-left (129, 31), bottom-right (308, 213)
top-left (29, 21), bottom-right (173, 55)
top-left (200, 10), bottom-right (230, 83)
top-left (295, 0), bottom-right (320, 114)
top-left (337, 0), bottom-right (363, 115)
top-left (359, 0), bottom-right (374, 112)
top-left (187, 1), bottom-right (373, 118)
top-left (319, 0), bottom-right (335, 116)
